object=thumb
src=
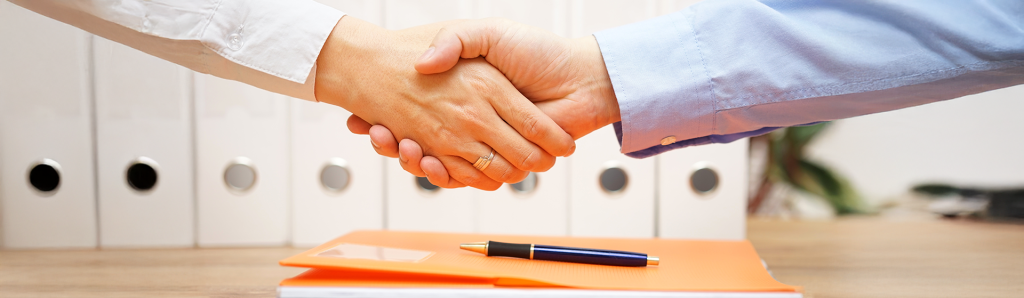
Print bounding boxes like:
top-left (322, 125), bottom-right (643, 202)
top-left (346, 114), bottom-right (372, 135)
top-left (415, 19), bottom-right (507, 74)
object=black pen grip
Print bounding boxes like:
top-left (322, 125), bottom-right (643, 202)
top-left (487, 241), bottom-right (532, 259)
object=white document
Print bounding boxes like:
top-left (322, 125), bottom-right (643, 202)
top-left (0, 2), bottom-right (97, 248)
top-left (289, 0), bottom-right (387, 248)
top-left (194, 74), bottom-right (290, 247)
top-left (92, 37), bottom-right (195, 248)
top-left (569, 126), bottom-right (655, 238)
top-left (279, 287), bottom-right (802, 298)
top-left (658, 140), bottom-right (749, 240)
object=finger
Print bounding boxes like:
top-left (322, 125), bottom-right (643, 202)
top-left (368, 125), bottom-right (399, 158)
top-left (415, 19), bottom-right (509, 74)
top-left (446, 127), bottom-right (547, 178)
top-left (487, 75), bottom-right (576, 159)
top-left (475, 150), bottom-right (529, 184)
top-left (458, 68), bottom-right (560, 172)
top-left (346, 114), bottom-right (372, 135)
top-left (437, 155), bottom-right (502, 191)
top-left (421, 156), bottom-right (465, 188)
top-left (398, 139), bottom-right (426, 177)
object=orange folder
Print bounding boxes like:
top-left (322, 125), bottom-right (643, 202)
top-left (280, 230), bottom-right (800, 293)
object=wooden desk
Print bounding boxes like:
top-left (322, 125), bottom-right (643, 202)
top-left (748, 217), bottom-right (1024, 297)
top-left (2, 218), bottom-right (1022, 297)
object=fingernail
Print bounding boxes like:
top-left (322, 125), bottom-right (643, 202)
top-left (399, 151), bottom-right (408, 163)
top-left (418, 47), bottom-right (435, 63)
top-left (370, 139), bottom-right (380, 149)
top-left (565, 143), bottom-right (576, 157)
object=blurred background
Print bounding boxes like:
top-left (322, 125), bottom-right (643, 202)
top-left (1, 0), bottom-right (1022, 251)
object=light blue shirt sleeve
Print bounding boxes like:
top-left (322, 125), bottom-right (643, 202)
top-left (593, 0), bottom-right (1024, 158)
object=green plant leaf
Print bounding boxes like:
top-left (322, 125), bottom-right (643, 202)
top-left (911, 184), bottom-right (960, 196)
top-left (797, 159), bottom-right (866, 214)
top-left (787, 122), bottom-right (831, 149)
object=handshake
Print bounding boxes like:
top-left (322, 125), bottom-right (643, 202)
top-left (315, 17), bottom-right (621, 191)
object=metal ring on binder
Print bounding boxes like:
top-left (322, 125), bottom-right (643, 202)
top-left (224, 157), bottom-right (258, 193)
top-left (509, 172), bottom-right (539, 196)
top-left (320, 158), bottom-right (352, 193)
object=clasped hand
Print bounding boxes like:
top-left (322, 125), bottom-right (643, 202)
top-left (323, 18), bottom-right (620, 190)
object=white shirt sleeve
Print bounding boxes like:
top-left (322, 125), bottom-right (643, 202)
top-left (7, 0), bottom-right (345, 101)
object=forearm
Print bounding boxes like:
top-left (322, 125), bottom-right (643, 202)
top-left (595, 0), bottom-right (1024, 158)
top-left (9, 0), bottom-right (342, 101)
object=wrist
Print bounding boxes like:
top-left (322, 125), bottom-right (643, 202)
top-left (314, 16), bottom-right (390, 109)
top-left (570, 36), bottom-right (621, 127)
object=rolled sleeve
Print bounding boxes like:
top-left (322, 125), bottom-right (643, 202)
top-left (202, 0), bottom-right (342, 85)
top-left (593, 10), bottom-right (717, 155)
top-left (9, 0), bottom-right (344, 101)
top-left (593, 0), bottom-right (1024, 158)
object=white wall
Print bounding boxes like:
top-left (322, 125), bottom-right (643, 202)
top-left (807, 85), bottom-right (1024, 205)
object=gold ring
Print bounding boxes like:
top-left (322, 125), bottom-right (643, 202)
top-left (472, 150), bottom-right (495, 171)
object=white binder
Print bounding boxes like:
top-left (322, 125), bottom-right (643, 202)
top-left (568, 0), bottom-right (658, 39)
top-left (290, 102), bottom-right (384, 245)
top-left (475, 0), bottom-right (569, 36)
top-left (194, 74), bottom-right (290, 247)
top-left (92, 37), bottom-right (195, 248)
top-left (382, 0), bottom-right (479, 233)
top-left (473, 0), bottom-right (570, 236)
top-left (290, 0), bottom-right (385, 247)
top-left (0, 3), bottom-right (97, 249)
top-left (386, 163), bottom-right (478, 233)
top-left (477, 164), bottom-right (569, 236)
top-left (564, 1), bottom-right (660, 238)
top-left (569, 126), bottom-right (655, 238)
top-left (658, 140), bottom-right (748, 240)
top-left (315, 0), bottom-right (383, 21)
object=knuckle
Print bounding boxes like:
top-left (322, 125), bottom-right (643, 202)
top-left (464, 75), bottom-right (497, 94)
top-left (481, 183), bottom-right (501, 191)
top-left (455, 170), bottom-right (483, 186)
top-left (517, 150), bottom-right (541, 171)
top-left (518, 112), bottom-right (543, 141)
top-left (498, 164), bottom-right (518, 183)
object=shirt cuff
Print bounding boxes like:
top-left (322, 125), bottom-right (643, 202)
top-left (201, 0), bottom-right (343, 100)
top-left (593, 10), bottom-right (717, 155)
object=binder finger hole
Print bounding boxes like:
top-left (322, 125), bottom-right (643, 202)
top-left (599, 164), bottom-right (628, 194)
top-left (510, 172), bottom-right (538, 195)
top-left (690, 164), bottom-right (719, 195)
top-left (126, 157), bottom-right (159, 192)
top-left (416, 176), bottom-right (440, 193)
top-left (321, 158), bottom-right (351, 193)
top-left (224, 157), bottom-right (257, 193)
top-left (27, 159), bottom-right (61, 195)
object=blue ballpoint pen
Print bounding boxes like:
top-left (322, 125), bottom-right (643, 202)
top-left (460, 241), bottom-right (659, 267)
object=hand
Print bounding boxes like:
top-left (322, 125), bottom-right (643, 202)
top-left (347, 18), bottom-right (621, 185)
top-left (317, 17), bottom-right (576, 190)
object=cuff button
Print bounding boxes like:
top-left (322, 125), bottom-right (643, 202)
top-left (660, 135), bottom-right (677, 146)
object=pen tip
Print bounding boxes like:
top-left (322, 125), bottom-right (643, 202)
top-left (460, 242), bottom-right (488, 255)
top-left (647, 256), bottom-right (660, 266)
